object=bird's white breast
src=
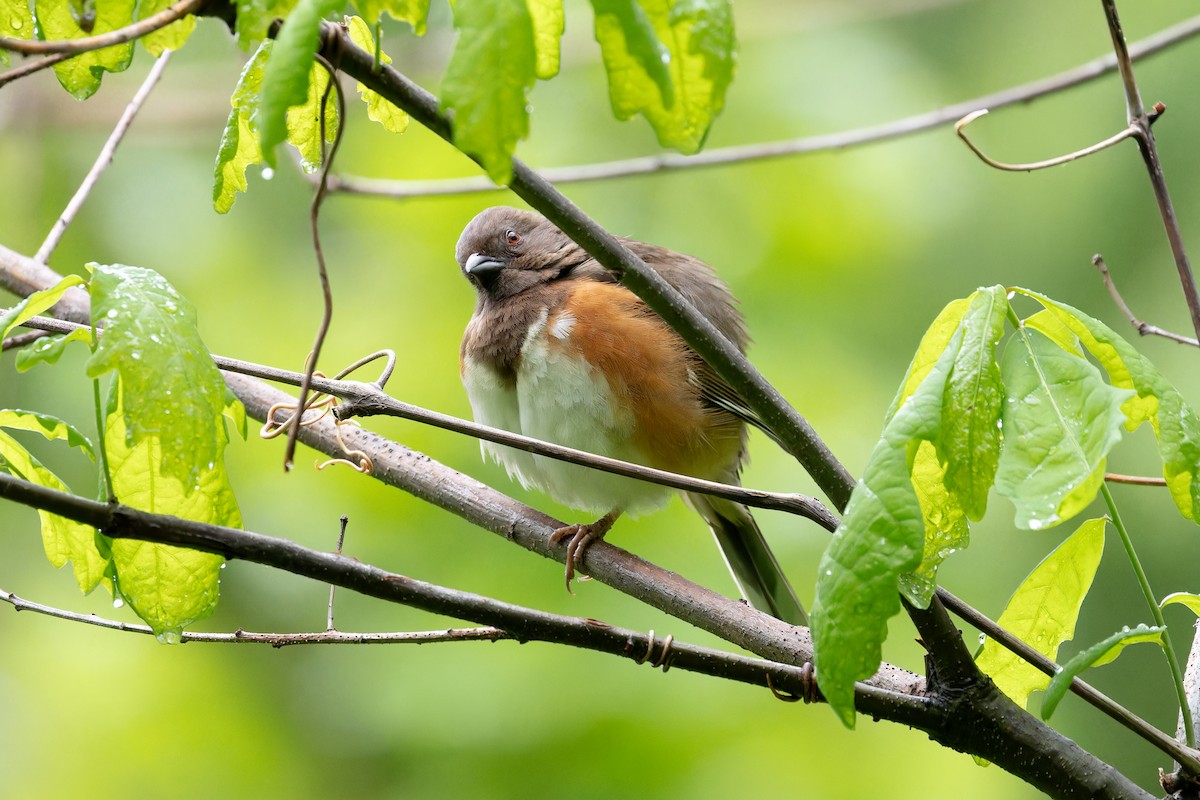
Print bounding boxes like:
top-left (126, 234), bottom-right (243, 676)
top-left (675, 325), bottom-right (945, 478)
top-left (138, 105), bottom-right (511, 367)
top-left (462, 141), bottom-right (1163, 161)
top-left (462, 308), bottom-right (672, 514)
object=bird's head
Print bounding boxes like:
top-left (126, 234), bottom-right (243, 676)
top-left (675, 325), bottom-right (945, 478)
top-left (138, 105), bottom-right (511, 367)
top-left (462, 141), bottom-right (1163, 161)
top-left (456, 206), bottom-right (588, 301)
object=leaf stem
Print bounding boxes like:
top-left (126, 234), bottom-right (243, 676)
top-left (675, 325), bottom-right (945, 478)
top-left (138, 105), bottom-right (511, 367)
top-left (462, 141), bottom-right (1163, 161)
top-left (1101, 482), bottom-right (1195, 748)
top-left (91, 377), bottom-right (114, 503)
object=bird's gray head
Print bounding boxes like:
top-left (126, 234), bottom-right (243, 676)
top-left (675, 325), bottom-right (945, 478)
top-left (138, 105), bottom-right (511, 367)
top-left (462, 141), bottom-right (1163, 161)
top-left (455, 206), bottom-right (587, 301)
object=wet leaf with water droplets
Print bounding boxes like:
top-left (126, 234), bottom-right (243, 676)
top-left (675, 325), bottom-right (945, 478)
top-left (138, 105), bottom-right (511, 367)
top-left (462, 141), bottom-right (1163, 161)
top-left (86, 263), bottom-right (235, 490)
top-left (1040, 623), bottom-right (1164, 720)
top-left (1018, 289), bottom-right (1200, 526)
top-left (83, 264), bottom-right (242, 638)
top-left (994, 328), bottom-right (1133, 530)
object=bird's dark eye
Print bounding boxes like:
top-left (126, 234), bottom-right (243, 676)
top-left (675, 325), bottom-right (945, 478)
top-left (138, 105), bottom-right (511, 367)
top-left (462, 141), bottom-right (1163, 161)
top-left (505, 230), bottom-right (521, 245)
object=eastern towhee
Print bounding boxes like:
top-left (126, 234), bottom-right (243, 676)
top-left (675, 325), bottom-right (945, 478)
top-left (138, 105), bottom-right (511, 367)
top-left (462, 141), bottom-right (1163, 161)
top-left (457, 206), bottom-right (806, 625)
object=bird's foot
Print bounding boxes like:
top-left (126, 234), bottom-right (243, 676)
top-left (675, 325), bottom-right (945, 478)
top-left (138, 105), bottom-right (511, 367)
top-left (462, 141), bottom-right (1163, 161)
top-left (549, 509), bottom-right (621, 592)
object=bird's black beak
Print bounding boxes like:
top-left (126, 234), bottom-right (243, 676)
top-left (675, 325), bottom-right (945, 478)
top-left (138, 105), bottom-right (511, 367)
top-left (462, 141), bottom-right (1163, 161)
top-left (464, 252), bottom-right (505, 291)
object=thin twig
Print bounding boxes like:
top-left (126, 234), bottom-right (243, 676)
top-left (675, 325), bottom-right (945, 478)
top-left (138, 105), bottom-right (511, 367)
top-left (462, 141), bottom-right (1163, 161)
top-left (0, 52), bottom-right (71, 88)
top-left (285, 49), bottom-right (346, 471)
top-left (0, 0), bottom-right (204, 56)
top-left (308, 13), bottom-right (1200, 199)
top-left (1, 329), bottom-right (46, 351)
top-left (1106, 472), bottom-right (1169, 486)
top-left (0, 587), bottom-right (511, 644)
top-left (1101, 0), bottom-right (1200, 344)
top-left (327, 514), bottom-right (348, 631)
top-left (1093, 254), bottom-right (1200, 346)
top-left (34, 51), bottom-right (173, 265)
top-left (5, 311), bottom-right (840, 529)
top-left (955, 109), bottom-right (1138, 172)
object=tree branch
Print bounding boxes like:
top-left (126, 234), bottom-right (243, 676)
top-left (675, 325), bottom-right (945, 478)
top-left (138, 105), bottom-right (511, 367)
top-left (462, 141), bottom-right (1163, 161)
top-left (0, 0), bottom-right (204, 56)
top-left (0, 469), bottom-right (932, 724)
top-left (1100, 0), bottom-right (1200, 343)
top-left (307, 13), bottom-right (1200, 199)
top-left (7, 313), bottom-right (841, 529)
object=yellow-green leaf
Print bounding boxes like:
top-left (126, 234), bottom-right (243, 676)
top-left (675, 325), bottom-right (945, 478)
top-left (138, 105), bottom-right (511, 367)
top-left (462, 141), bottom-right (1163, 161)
top-left (285, 60), bottom-right (340, 171)
top-left (34, 0), bottom-right (136, 99)
top-left (103, 387), bottom-right (239, 641)
top-left (344, 15), bottom-right (408, 133)
top-left (352, 0), bottom-right (427, 32)
top-left (995, 328), bottom-right (1133, 530)
top-left (1041, 624), bottom-right (1163, 719)
top-left (1017, 289), bottom-right (1200, 525)
top-left (0, 428), bottom-right (108, 593)
top-left (900, 439), bottom-right (969, 607)
top-left (86, 263), bottom-right (235, 492)
top-left (213, 42), bottom-right (270, 213)
top-left (976, 518), bottom-right (1106, 709)
top-left (527, 0), bottom-right (563, 79)
top-left (0, 0), bottom-right (35, 66)
top-left (440, 0), bottom-right (537, 183)
top-left (0, 274), bottom-right (86, 339)
top-left (235, 0), bottom-right (299, 48)
top-left (257, 0), bottom-right (342, 166)
top-left (590, 0), bottom-right (735, 153)
top-left (134, 0), bottom-right (196, 55)
top-left (1161, 592), bottom-right (1200, 617)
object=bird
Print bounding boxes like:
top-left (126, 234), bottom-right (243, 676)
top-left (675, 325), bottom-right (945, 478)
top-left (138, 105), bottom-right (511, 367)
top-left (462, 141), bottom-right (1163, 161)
top-left (456, 206), bottom-right (806, 625)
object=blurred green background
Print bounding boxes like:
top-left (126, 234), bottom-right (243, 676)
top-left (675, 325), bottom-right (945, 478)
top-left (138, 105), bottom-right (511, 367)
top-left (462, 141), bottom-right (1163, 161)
top-left (3, 1), bottom-right (1200, 796)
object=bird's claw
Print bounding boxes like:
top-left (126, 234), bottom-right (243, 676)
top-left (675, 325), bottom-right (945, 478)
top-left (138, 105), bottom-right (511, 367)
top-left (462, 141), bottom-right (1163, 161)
top-left (549, 510), bottom-right (620, 592)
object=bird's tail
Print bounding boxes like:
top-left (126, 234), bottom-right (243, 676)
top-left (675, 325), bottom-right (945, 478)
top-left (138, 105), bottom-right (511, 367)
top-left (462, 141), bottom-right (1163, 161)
top-left (685, 491), bottom-right (807, 626)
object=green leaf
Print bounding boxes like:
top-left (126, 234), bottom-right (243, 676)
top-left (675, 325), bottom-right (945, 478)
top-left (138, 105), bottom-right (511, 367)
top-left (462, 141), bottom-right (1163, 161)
top-left (1041, 624), bottom-right (1164, 719)
top-left (0, 429), bottom-right (108, 592)
top-left (285, 60), bottom-right (341, 171)
top-left (899, 439), bottom-right (969, 607)
top-left (811, 327), bottom-right (960, 727)
top-left (134, 0), bottom-right (196, 55)
top-left (102, 386), bottom-right (239, 641)
top-left (938, 287), bottom-right (1007, 520)
top-left (85, 263), bottom-right (236, 491)
top-left (891, 286), bottom-right (1006, 606)
top-left (257, 0), bottom-right (343, 166)
top-left (0, 274), bottom-right (86, 339)
top-left (527, 0), bottom-right (563, 79)
top-left (994, 328), bottom-right (1134, 530)
top-left (590, 0), bottom-right (735, 153)
top-left (975, 518), bottom-right (1106, 709)
top-left (0, 408), bottom-right (94, 458)
top-left (34, 0), bottom-right (135, 99)
top-left (14, 328), bottom-right (93, 371)
top-left (440, 0), bottom-right (537, 184)
top-left (885, 296), bottom-right (971, 419)
top-left (235, 0), bottom-right (299, 47)
top-left (1018, 289), bottom-right (1200, 524)
top-left (352, 0), bottom-right (427, 32)
top-left (1161, 592), bottom-right (1200, 616)
top-left (213, 42), bottom-right (270, 214)
top-left (344, 16), bottom-right (409, 133)
top-left (0, 0), bottom-right (35, 66)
